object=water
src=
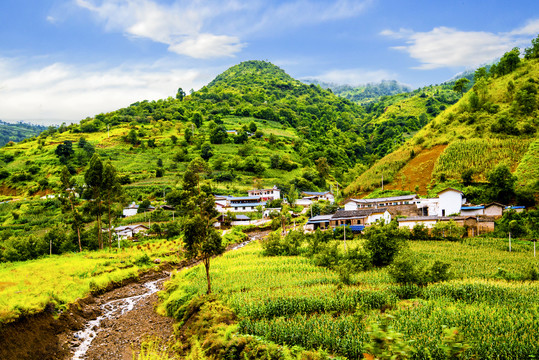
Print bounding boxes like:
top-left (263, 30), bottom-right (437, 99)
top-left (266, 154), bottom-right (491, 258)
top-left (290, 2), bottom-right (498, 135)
top-left (71, 278), bottom-right (164, 360)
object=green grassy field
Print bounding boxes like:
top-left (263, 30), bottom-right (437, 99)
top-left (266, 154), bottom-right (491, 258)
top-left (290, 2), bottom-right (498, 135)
top-left (161, 237), bottom-right (539, 359)
top-left (0, 238), bottom-right (183, 324)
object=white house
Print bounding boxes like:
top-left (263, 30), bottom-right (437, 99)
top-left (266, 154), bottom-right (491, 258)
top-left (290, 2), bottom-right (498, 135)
top-left (247, 186), bottom-right (281, 201)
top-left (437, 188), bottom-right (464, 217)
top-left (109, 224), bottom-right (149, 240)
top-left (123, 202), bottom-right (139, 217)
top-left (300, 191), bottom-right (335, 204)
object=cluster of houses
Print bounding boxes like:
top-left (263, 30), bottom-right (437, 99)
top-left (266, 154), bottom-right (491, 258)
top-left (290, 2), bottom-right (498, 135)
top-left (307, 188), bottom-right (524, 237)
top-left (113, 186), bottom-right (522, 240)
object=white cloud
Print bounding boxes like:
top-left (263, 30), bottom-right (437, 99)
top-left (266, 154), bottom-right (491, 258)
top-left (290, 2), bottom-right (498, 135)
top-left (0, 57), bottom-right (218, 124)
top-left (307, 68), bottom-right (397, 86)
top-left (509, 18), bottom-right (539, 36)
top-left (169, 33), bottom-right (245, 59)
top-left (74, 0), bottom-right (372, 58)
top-left (381, 21), bottom-right (538, 70)
top-left (75, 0), bottom-right (246, 58)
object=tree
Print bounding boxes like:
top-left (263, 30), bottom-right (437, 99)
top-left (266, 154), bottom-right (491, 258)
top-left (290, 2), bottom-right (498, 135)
top-left (55, 140), bottom-right (74, 164)
top-left (184, 127), bottom-right (193, 143)
top-left (200, 142), bottom-right (214, 160)
top-left (181, 158), bottom-right (223, 294)
top-left (176, 87), bottom-right (186, 101)
top-left (170, 135), bottom-right (178, 145)
top-left (193, 112), bottom-right (203, 128)
top-left (363, 221), bottom-right (408, 267)
top-left (85, 154), bottom-right (105, 249)
top-left (209, 125), bottom-right (228, 144)
top-left (59, 166), bottom-right (82, 252)
top-left (102, 160), bottom-right (123, 249)
top-left (248, 121), bottom-right (257, 133)
top-left (452, 78), bottom-right (470, 97)
top-left (315, 157), bottom-right (330, 178)
top-left (524, 34), bottom-right (539, 59)
top-left (487, 164), bottom-right (516, 204)
top-left (286, 184), bottom-right (297, 206)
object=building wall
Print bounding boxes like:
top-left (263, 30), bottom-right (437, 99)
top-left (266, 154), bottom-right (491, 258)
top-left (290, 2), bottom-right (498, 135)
top-left (398, 219), bottom-right (438, 229)
top-left (367, 211), bottom-right (391, 225)
top-left (461, 209), bottom-right (484, 216)
top-left (123, 208), bottom-right (138, 217)
top-left (438, 191), bottom-right (462, 216)
top-left (484, 206), bottom-right (503, 217)
top-left (344, 201), bottom-right (358, 211)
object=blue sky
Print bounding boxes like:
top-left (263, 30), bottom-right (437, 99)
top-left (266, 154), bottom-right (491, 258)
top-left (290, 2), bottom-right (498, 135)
top-left (1, 0), bottom-right (538, 125)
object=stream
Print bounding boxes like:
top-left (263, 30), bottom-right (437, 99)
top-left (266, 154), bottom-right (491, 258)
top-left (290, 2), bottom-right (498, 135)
top-left (70, 230), bottom-right (269, 359)
top-left (71, 278), bottom-right (165, 360)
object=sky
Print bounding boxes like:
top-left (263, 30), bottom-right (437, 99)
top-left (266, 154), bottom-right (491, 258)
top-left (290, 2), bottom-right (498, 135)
top-left (1, 0), bottom-right (538, 125)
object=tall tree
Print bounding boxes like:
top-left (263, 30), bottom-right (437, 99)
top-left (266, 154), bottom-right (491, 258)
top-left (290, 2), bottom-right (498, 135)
top-left (102, 160), bottom-right (123, 250)
top-left (452, 78), bottom-right (470, 97)
top-left (59, 166), bottom-right (82, 252)
top-left (181, 158), bottom-right (223, 294)
top-left (85, 154), bottom-right (104, 249)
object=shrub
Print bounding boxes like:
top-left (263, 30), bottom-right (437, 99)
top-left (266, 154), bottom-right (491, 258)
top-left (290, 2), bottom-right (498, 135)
top-left (363, 221), bottom-right (408, 267)
top-left (388, 253), bottom-right (451, 286)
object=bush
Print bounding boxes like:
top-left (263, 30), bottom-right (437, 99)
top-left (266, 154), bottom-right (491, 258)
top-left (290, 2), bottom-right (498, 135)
top-left (363, 221), bottom-right (408, 267)
top-left (431, 220), bottom-right (466, 240)
top-left (410, 224), bottom-right (430, 240)
top-left (134, 253), bottom-right (151, 266)
top-left (388, 253), bottom-right (451, 286)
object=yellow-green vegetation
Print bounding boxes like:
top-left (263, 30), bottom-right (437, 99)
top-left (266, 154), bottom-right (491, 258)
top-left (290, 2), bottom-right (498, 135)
top-left (0, 238), bottom-right (182, 324)
top-left (346, 55), bottom-right (539, 197)
top-left (345, 146), bottom-right (416, 194)
top-left (160, 238), bottom-right (538, 359)
top-left (432, 138), bottom-right (532, 182)
top-left (515, 136), bottom-right (539, 187)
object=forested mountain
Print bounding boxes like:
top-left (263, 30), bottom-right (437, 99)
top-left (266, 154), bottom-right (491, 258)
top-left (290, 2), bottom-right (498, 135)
top-left (0, 60), bottom-right (435, 200)
top-left (0, 121), bottom-right (47, 147)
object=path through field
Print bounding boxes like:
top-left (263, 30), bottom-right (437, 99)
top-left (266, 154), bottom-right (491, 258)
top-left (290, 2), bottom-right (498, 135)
top-left (67, 230), bottom-right (270, 360)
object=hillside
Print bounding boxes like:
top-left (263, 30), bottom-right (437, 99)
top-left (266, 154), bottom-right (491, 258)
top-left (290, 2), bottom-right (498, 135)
top-left (0, 61), bottom-right (362, 200)
top-left (0, 60), bottom-right (449, 203)
top-left (345, 52), bottom-right (539, 203)
top-left (0, 121), bottom-right (46, 147)
top-left (304, 79), bottom-right (412, 105)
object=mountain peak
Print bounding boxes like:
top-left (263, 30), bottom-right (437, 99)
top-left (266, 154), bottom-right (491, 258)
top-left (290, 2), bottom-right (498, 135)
top-left (207, 60), bottom-right (298, 89)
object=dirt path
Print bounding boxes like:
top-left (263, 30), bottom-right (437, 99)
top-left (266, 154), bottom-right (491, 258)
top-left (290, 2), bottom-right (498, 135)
top-left (67, 277), bottom-right (175, 360)
top-left (65, 229), bottom-right (270, 360)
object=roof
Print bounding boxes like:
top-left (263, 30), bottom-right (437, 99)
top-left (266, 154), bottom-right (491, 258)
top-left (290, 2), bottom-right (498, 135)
top-left (461, 206), bottom-right (484, 210)
top-left (307, 214), bottom-right (334, 224)
top-left (228, 196), bottom-right (261, 201)
top-left (505, 206), bottom-right (526, 209)
top-left (331, 208), bottom-right (388, 220)
top-left (234, 215), bottom-right (251, 220)
top-left (302, 191), bottom-right (332, 196)
top-left (485, 202), bottom-right (505, 208)
top-left (347, 194), bottom-right (418, 204)
top-left (437, 187), bottom-right (463, 195)
top-left (229, 202), bottom-right (267, 207)
top-left (113, 224), bottom-right (149, 231)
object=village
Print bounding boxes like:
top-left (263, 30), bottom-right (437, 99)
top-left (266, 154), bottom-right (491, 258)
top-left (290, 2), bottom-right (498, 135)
top-left (114, 185), bottom-right (526, 240)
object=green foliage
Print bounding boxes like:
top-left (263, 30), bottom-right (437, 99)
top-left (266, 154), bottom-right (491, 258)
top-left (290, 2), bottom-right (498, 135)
top-left (363, 221), bottom-right (408, 267)
top-left (364, 315), bottom-right (415, 360)
top-left (431, 220), bottom-right (466, 241)
top-left (388, 252), bottom-right (451, 286)
top-left (0, 120), bottom-right (46, 147)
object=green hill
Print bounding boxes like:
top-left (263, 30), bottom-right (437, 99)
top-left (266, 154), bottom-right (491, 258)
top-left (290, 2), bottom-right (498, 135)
top-left (345, 50), bottom-right (539, 203)
top-left (0, 121), bottom-right (46, 147)
top-left (0, 61), bottom-right (370, 201)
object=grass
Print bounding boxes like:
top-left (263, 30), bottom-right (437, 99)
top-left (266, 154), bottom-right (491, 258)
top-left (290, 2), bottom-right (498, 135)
top-left (0, 238), bottom-right (184, 324)
top-left (160, 237), bottom-right (539, 359)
